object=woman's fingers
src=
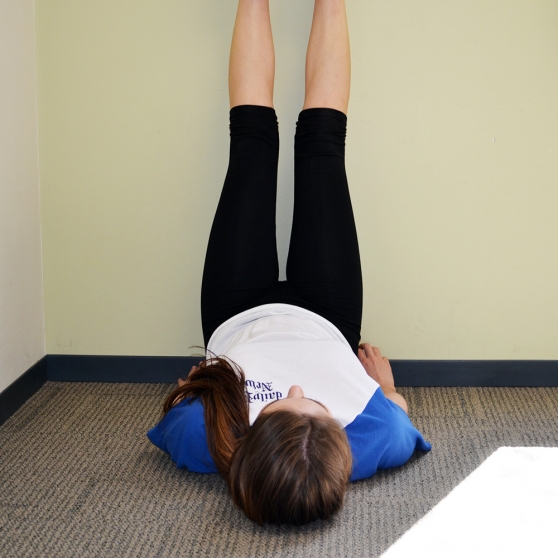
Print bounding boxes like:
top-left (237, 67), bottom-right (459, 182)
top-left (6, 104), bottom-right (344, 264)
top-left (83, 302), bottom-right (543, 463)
top-left (359, 343), bottom-right (373, 356)
top-left (359, 344), bottom-right (385, 361)
top-left (177, 364), bottom-right (199, 386)
top-left (359, 344), bottom-right (386, 360)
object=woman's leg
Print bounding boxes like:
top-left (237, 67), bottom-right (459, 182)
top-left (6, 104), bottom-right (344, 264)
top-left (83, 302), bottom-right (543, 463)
top-left (229, 0), bottom-right (275, 109)
top-left (303, 0), bottom-right (350, 114)
top-left (201, 0), bottom-right (279, 345)
top-left (287, 0), bottom-right (363, 353)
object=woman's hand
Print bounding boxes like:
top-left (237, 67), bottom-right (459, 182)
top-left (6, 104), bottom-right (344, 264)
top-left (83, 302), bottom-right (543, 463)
top-left (358, 343), bottom-right (395, 390)
top-left (358, 343), bottom-right (408, 414)
top-left (177, 364), bottom-right (199, 387)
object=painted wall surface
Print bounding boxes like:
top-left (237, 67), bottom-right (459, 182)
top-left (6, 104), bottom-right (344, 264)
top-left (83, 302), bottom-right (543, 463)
top-left (36, 1), bottom-right (558, 360)
top-left (0, 0), bottom-right (45, 392)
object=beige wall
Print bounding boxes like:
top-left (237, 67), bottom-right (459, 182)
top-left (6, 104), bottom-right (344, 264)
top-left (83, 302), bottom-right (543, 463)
top-left (0, 1), bottom-right (45, 392)
top-left (35, 0), bottom-right (558, 360)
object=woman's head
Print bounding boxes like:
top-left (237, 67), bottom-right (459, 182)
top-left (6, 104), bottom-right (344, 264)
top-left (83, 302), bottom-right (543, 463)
top-left (164, 360), bottom-right (352, 525)
top-left (229, 408), bottom-right (352, 526)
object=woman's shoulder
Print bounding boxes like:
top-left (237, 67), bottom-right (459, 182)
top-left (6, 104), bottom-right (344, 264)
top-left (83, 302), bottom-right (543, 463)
top-left (345, 389), bottom-right (431, 481)
top-left (147, 398), bottom-right (217, 473)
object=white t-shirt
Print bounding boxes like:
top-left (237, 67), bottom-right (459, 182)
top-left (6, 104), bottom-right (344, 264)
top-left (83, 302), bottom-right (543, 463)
top-left (207, 303), bottom-right (379, 426)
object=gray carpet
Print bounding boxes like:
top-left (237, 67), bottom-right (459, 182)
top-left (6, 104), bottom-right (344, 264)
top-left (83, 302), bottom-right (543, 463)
top-left (1, 382), bottom-right (557, 557)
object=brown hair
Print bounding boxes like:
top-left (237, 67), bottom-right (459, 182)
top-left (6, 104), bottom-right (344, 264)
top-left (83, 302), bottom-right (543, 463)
top-left (163, 358), bottom-right (352, 525)
top-left (163, 356), bottom-right (249, 480)
top-left (229, 410), bottom-right (352, 525)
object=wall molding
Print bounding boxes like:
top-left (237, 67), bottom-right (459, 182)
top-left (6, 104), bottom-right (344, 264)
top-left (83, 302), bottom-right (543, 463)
top-left (392, 360), bottom-right (558, 387)
top-left (0, 356), bottom-right (48, 426)
top-left (1, 355), bottom-right (557, 426)
top-left (47, 354), bottom-right (202, 383)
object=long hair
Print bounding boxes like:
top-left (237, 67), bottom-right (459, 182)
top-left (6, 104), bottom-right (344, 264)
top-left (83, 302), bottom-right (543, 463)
top-left (163, 356), bottom-right (250, 480)
top-left (163, 358), bottom-right (352, 525)
top-left (229, 410), bottom-right (353, 525)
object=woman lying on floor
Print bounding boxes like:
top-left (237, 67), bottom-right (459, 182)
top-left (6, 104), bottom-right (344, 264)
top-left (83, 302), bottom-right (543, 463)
top-left (148, 0), bottom-right (431, 526)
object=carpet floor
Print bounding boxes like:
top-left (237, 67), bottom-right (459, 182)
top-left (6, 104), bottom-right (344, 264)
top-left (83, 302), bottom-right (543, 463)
top-left (1, 382), bottom-right (557, 557)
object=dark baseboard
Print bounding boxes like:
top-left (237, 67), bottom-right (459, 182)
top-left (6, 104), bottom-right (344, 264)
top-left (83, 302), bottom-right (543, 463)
top-left (46, 355), bottom-right (558, 387)
top-left (392, 360), bottom-right (558, 387)
top-left (47, 354), bottom-right (202, 383)
top-left (2, 355), bottom-right (558, 427)
top-left (0, 356), bottom-right (48, 427)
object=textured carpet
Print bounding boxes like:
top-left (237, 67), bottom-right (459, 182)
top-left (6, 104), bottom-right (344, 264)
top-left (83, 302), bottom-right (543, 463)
top-left (1, 382), bottom-right (557, 557)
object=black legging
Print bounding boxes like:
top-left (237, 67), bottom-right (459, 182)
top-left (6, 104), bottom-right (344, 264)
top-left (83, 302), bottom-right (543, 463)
top-left (201, 105), bottom-right (363, 353)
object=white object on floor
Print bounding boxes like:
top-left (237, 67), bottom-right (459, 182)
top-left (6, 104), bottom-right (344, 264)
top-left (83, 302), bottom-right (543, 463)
top-left (381, 447), bottom-right (558, 558)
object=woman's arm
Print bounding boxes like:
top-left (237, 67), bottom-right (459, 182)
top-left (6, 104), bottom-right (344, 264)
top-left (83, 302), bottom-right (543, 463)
top-left (357, 343), bottom-right (408, 414)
